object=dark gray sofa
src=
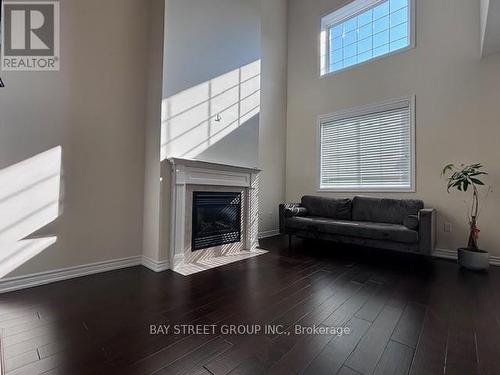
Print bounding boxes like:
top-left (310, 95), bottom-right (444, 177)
top-left (279, 196), bottom-right (436, 255)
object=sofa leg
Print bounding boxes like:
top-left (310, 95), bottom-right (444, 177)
top-left (288, 234), bottom-right (292, 250)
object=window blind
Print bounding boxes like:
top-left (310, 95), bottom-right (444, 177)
top-left (319, 100), bottom-right (413, 191)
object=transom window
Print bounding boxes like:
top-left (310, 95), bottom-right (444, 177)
top-left (318, 97), bottom-right (415, 192)
top-left (320, 0), bottom-right (414, 75)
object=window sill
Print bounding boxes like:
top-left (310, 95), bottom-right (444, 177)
top-left (319, 44), bottom-right (415, 79)
top-left (317, 187), bottom-right (416, 193)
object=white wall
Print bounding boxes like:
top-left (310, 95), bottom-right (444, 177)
top-left (142, 0), bottom-right (166, 263)
top-left (161, 0), bottom-right (261, 167)
top-left (0, 0), bottom-right (287, 279)
top-left (287, 0), bottom-right (500, 255)
top-left (0, 0), bottom-right (150, 277)
top-left (150, 0), bottom-right (268, 260)
top-left (259, 0), bottom-right (288, 235)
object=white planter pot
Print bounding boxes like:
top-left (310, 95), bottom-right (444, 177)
top-left (457, 248), bottom-right (489, 271)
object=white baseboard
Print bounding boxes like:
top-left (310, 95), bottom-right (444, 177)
top-left (0, 256), bottom-right (143, 294)
top-left (432, 248), bottom-right (457, 260)
top-left (142, 256), bottom-right (170, 272)
top-left (0, 255), bottom-right (175, 294)
top-left (259, 229), bottom-right (280, 239)
top-left (433, 248), bottom-right (500, 266)
top-left (2, 247), bottom-right (498, 294)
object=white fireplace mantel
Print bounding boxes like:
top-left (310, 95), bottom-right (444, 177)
top-left (168, 158), bottom-right (263, 274)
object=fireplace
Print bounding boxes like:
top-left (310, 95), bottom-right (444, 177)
top-left (191, 192), bottom-right (242, 251)
top-left (168, 157), bottom-right (263, 275)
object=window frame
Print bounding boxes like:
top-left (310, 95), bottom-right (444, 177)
top-left (316, 95), bottom-right (416, 193)
top-left (319, 0), bottom-right (416, 77)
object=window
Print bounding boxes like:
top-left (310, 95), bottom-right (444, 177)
top-left (318, 97), bottom-right (415, 191)
top-left (320, 0), bottom-right (414, 75)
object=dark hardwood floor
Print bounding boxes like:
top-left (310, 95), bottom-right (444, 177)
top-left (1, 235), bottom-right (500, 375)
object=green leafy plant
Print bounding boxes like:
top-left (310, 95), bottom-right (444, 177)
top-left (442, 163), bottom-right (491, 251)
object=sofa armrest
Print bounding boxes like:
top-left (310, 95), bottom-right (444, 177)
top-left (418, 208), bottom-right (437, 255)
top-left (279, 203), bottom-right (303, 233)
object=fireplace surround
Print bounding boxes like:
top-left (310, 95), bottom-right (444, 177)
top-left (168, 158), bottom-right (265, 275)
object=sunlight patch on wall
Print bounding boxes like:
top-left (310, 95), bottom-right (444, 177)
top-left (0, 238), bottom-right (57, 279)
top-left (161, 60), bottom-right (261, 161)
top-left (0, 147), bottom-right (62, 278)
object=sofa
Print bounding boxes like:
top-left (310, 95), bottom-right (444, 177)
top-left (279, 196), bottom-right (436, 255)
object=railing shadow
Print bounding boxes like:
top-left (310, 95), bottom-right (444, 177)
top-left (0, 147), bottom-right (62, 278)
top-left (161, 60), bottom-right (261, 161)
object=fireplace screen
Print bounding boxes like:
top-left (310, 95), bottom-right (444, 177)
top-left (192, 192), bottom-right (242, 251)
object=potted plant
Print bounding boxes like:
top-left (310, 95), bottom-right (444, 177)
top-left (442, 163), bottom-right (492, 271)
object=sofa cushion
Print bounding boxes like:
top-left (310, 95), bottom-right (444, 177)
top-left (301, 196), bottom-right (351, 220)
top-left (284, 206), bottom-right (308, 217)
top-left (403, 214), bottom-right (419, 230)
top-left (352, 197), bottom-right (424, 225)
top-left (285, 216), bottom-right (418, 244)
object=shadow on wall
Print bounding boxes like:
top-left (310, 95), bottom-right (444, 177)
top-left (0, 147), bottom-right (62, 278)
top-left (161, 60), bottom-right (261, 164)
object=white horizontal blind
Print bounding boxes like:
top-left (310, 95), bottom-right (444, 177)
top-left (320, 100), bottom-right (413, 191)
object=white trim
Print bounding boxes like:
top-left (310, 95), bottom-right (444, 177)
top-left (319, 0), bottom-right (416, 77)
top-left (432, 248), bottom-right (457, 260)
top-left (0, 255), bottom-right (176, 294)
top-left (0, 256), bottom-right (142, 294)
top-left (432, 248), bottom-right (500, 266)
top-left (318, 96), bottom-right (412, 123)
top-left (320, 45), bottom-right (415, 78)
top-left (259, 229), bottom-right (280, 239)
top-left (142, 256), bottom-right (170, 272)
top-left (172, 254), bottom-right (185, 269)
top-left (1, 247), bottom-right (497, 294)
top-left (168, 157), bottom-right (260, 174)
top-left (321, 0), bottom-right (387, 28)
top-left (168, 158), bottom-right (260, 274)
top-left (316, 95), bottom-right (416, 193)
